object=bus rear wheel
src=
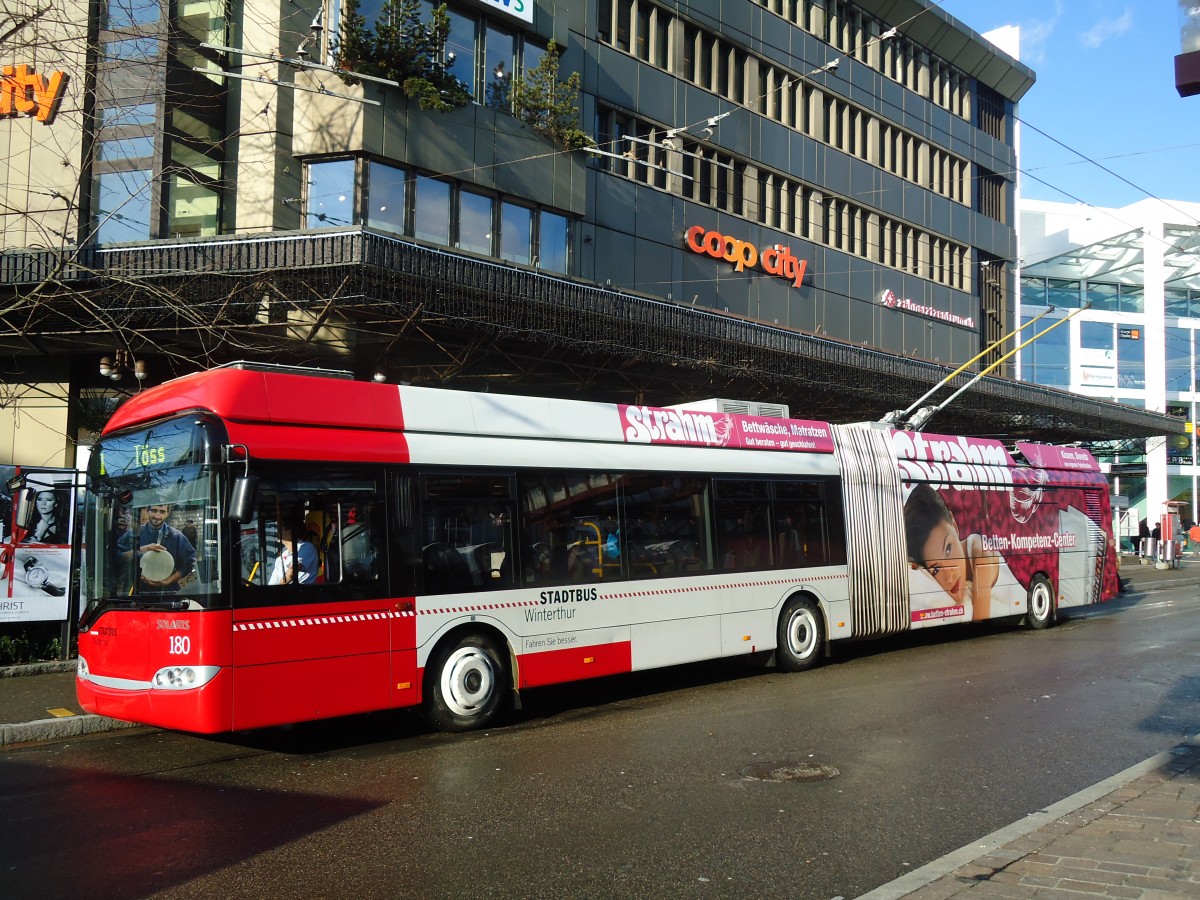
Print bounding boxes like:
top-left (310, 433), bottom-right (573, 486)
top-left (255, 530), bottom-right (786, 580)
top-left (426, 634), bottom-right (508, 732)
top-left (1026, 575), bottom-right (1056, 630)
top-left (777, 596), bottom-right (824, 672)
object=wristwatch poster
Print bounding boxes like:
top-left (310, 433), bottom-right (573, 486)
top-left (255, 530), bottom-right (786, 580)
top-left (21, 555), bottom-right (65, 596)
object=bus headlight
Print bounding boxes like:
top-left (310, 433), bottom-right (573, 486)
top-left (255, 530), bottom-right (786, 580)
top-left (150, 665), bottom-right (220, 690)
top-left (77, 656), bottom-right (88, 678)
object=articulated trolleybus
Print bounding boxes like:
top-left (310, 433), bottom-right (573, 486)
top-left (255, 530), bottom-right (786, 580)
top-left (77, 363), bottom-right (1118, 733)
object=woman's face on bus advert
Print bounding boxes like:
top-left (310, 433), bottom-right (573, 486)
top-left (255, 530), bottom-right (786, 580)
top-left (921, 520), bottom-right (968, 603)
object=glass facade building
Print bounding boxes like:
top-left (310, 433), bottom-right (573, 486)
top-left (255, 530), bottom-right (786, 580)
top-left (1019, 198), bottom-right (1200, 538)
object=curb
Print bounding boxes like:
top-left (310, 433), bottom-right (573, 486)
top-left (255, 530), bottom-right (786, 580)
top-left (0, 660), bottom-right (77, 678)
top-left (0, 658), bottom-right (144, 747)
top-left (1, 713), bottom-right (142, 747)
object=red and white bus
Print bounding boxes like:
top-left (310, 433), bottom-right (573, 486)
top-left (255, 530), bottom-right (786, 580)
top-left (75, 363), bottom-right (1118, 733)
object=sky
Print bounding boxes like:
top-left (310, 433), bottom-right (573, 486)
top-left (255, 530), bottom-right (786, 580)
top-left (936, 0), bottom-right (1200, 210)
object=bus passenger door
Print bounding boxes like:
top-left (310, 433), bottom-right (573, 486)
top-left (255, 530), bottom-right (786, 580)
top-left (389, 473), bottom-right (420, 710)
top-left (231, 474), bottom-right (392, 730)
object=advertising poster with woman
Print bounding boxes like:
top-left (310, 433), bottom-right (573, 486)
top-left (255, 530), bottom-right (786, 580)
top-left (0, 467), bottom-right (76, 623)
top-left (894, 432), bottom-right (1117, 629)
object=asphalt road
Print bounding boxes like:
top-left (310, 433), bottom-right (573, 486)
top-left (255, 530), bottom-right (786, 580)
top-left (2, 573), bottom-right (1198, 900)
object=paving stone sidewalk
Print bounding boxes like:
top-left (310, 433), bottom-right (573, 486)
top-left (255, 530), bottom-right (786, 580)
top-left (861, 740), bottom-right (1200, 898)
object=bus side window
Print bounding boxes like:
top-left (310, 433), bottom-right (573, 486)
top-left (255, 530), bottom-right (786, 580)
top-left (235, 479), bottom-right (385, 599)
top-left (773, 479), bottom-right (832, 567)
top-left (326, 501), bottom-right (382, 586)
top-left (714, 479), bottom-right (773, 571)
top-left (517, 472), bottom-right (623, 587)
top-left (620, 474), bottom-right (712, 578)
top-left (419, 473), bottom-right (515, 595)
top-left (254, 498), bottom-right (322, 587)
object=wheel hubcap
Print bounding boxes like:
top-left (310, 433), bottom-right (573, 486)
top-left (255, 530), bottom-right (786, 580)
top-left (440, 647), bottom-right (496, 717)
top-left (1031, 585), bottom-right (1051, 620)
top-left (787, 609), bottom-right (817, 660)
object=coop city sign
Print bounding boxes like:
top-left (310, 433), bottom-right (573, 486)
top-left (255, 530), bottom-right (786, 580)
top-left (1, 64), bottom-right (67, 123)
top-left (683, 225), bottom-right (809, 287)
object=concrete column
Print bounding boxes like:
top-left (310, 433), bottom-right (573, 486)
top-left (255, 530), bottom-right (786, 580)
top-left (865, 116), bottom-right (880, 166)
top-left (742, 164), bottom-right (760, 222)
top-left (809, 190), bottom-right (825, 243)
top-left (810, 0), bottom-right (826, 38)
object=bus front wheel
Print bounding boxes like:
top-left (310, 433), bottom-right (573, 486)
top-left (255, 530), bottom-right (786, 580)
top-left (426, 634), bottom-right (508, 732)
top-left (1026, 575), bottom-right (1057, 630)
top-left (777, 596), bottom-right (825, 672)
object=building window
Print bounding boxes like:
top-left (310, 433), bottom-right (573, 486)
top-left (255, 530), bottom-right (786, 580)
top-left (1085, 282), bottom-right (1119, 312)
top-left (165, 106), bottom-right (224, 236)
top-left (95, 169), bottom-right (155, 244)
top-left (602, 0), bottom-right (977, 203)
top-left (103, 36), bottom-right (160, 61)
top-left (484, 23), bottom-right (516, 110)
top-left (168, 173), bottom-right (219, 237)
top-left (1020, 313), bottom-right (1068, 387)
top-left (458, 190), bottom-right (493, 254)
top-left (352, 0), bottom-right (388, 29)
top-left (90, 0), bottom-right (227, 245)
top-left (1021, 276), bottom-right (1048, 307)
top-left (1166, 287), bottom-right (1196, 317)
top-left (522, 41), bottom-right (546, 81)
top-left (329, 2), bottom-right (542, 108)
top-left (976, 84), bottom-right (1005, 142)
top-left (307, 158), bottom-right (571, 272)
top-left (1080, 320), bottom-right (1113, 351)
top-left (104, 0), bottom-right (161, 28)
top-left (445, 8), bottom-right (477, 99)
top-left (98, 137), bottom-right (156, 161)
top-left (366, 161), bottom-right (407, 234)
top-left (176, 0), bottom-right (227, 57)
top-left (306, 158), bottom-right (357, 228)
top-left (170, 140), bottom-right (220, 181)
top-left (1046, 278), bottom-right (1081, 308)
top-left (539, 211), bottom-right (569, 273)
top-left (413, 176), bottom-right (452, 244)
top-left (1119, 284), bottom-right (1144, 314)
top-left (1166, 326), bottom-right (1193, 393)
top-left (975, 168), bottom-right (1005, 223)
top-left (1118, 328), bottom-right (1145, 389)
top-left (98, 103), bottom-right (157, 128)
top-left (1077, 322), bottom-right (1117, 388)
top-left (500, 202), bottom-right (532, 265)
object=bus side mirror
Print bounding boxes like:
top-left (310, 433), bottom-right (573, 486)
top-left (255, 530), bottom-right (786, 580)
top-left (228, 476), bottom-right (258, 523)
top-left (14, 489), bottom-right (35, 530)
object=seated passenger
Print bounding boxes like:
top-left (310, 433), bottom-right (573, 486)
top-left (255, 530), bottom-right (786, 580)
top-left (269, 519), bottom-right (319, 585)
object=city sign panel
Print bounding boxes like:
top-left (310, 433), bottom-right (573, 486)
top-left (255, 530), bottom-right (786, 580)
top-left (879, 289), bottom-right (975, 328)
top-left (476, 0), bottom-right (533, 25)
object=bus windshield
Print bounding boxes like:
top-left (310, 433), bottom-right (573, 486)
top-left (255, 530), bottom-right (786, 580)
top-left (82, 417), bottom-right (227, 618)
